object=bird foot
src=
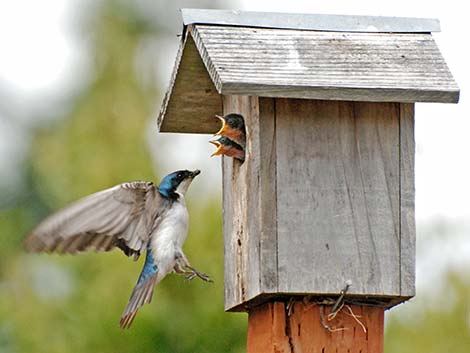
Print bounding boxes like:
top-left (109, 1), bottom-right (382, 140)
top-left (185, 269), bottom-right (213, 283)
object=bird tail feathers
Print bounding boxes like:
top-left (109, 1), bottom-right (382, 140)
top-left (119, 274), bottom-right (158, 329)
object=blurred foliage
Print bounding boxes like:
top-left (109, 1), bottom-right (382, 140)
top-left (385, 272), bottom-right (470, 353)
top-left (0, 1), bottom-right (245, 352)
top-left (0, 0), bottom-right (469, 352)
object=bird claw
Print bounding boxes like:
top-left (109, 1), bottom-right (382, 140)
top-left (196, 271), bottom-right (213, 283)
top-left (185, 270), bottom-right (213, 283)
top-left (185, 273), bottom-right (197, 281)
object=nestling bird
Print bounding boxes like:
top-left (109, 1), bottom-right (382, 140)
top-left (210, 136), bottom-right (245, 162)
top-left (215, 114), bottom-right (246, 149)
top-left (24, 169), bottom-right (211, 329)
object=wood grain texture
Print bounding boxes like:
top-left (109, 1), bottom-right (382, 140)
top-left (223, 98), bottom-right (415, 309)
top-left (399, 103), bottom-right (416, 296)
top-left (157, 33), bottom-right (222, 134)
top-left (276, 99), bottom-right (402, 296)
top-left (247, 301), bottom-right (384, 353)
top-left (222, 95), bottom-right (278, 311)
top-left (222, 95), bottom-right (261, 310)
top-left (191, 25), bottom-right (459, 103)
top-left (246, 302), bottom-right (291, 353)
top-left (257, 98), bottom-right (278, 294)
top-left (158, 23), bottom-right (458, 133)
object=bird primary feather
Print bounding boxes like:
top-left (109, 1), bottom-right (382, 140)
top-left (24, 181), bottom-right (162, 259)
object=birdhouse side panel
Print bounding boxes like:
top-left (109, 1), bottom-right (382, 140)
top-left (222, 95), bottom-right (279, 311)
top-left (256, 98), bottom-right (278, 294)
top-left (276, 99), bottom-right (402, 297)
top-left (222, 95), bottom-right (261, 310)
top-left (399, 103), bottom-right (416, 297)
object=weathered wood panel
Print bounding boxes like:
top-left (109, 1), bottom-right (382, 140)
top-left (158, 21), bottom-right (458, 134)
top-left (157, 34), bottom-right (222, 134)
top-left (191, 25), bottom-right (459, 103)
top-left (276, 99), bottom-right (401, 296)
top-left (223, 84), bottom-right (457, 104)
top-left (257, 98), bottom-right (278, 294)
top-left (222, 95), bottom-right (261, 310)
top-left (399, 103), bottom-right (416, 296)
top-left (222, 96), bottom-right (250, 310)
top-left (222, 97), bottom-right (414, 309)
top-left (222, 95), bottom-right (278, 311)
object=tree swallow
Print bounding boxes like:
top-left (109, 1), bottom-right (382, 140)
top-left (215, 114), bottom-right (246, 149)
top-left (24, 169), bottom-right (211, 328)
top-left (210, 136), bottom-right (245, 162)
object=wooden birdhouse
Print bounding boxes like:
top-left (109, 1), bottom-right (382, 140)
top-left (158, 9), bottom-right (459, 352)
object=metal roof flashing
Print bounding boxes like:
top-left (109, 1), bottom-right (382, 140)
top-left (181, 8), bottom-right (441, 33)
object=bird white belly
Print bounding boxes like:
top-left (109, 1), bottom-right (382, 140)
top-left (149, 197), bottom-right (189, 278)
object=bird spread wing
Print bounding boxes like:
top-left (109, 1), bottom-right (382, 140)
top-left (24, 181), bottom-right (167, 259)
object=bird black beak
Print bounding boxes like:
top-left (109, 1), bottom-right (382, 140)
top-left (190, 170), bottom-right (201, 178)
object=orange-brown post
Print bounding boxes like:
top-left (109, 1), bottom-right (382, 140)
top-left (247, 301), bottom-right (384, 353)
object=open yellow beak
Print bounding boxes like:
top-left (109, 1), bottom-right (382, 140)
top-left (214, 115), bottom-right (228, 136)
top-left (209, 140), bottom-right (223, 157)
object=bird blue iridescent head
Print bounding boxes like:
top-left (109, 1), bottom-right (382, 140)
top-left (158, 169), bottom-right (201, 198)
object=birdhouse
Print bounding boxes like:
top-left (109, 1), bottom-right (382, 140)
top-left (158, 9), bottom-right (459, 315)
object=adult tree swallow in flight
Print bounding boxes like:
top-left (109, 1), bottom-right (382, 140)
top-left (215, 114), bottom-right (246, 149)
top-left (24, 169), bottom-right (211, 328)
top-left (210, 136), bottom-right (245, 162)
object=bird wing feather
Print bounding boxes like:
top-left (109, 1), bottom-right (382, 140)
top-left (24, 181), bottom-right (167, 259)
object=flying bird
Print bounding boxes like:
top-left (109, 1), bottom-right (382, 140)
top-left (24, 169), bottom-right (211, 329)
top-left (210, 136), bottom-right (245, 162)
top-left (215, 114), bottom-right (246, 149)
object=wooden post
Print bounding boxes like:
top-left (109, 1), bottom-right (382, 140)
top-left (247, 301), bottom-right (384, 353)
top-left (156, 10), bottom-right (459, 353)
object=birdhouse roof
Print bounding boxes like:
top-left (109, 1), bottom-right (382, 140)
top-left (158, 9), bottom-right (459, 134)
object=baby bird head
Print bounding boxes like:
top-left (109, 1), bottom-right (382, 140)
top-left (215, 114), bottom-right (246, 146)
top-left (209, 136), bottom-right (245, 161)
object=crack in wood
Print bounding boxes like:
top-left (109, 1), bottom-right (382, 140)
top-left (284, 303), bottom-right (296, 353)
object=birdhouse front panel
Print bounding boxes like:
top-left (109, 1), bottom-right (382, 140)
top-left (275, 99), bottom-right (414, 298)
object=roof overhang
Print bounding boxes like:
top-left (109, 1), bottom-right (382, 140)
top-left (158, 9), bottom-right (459, 134)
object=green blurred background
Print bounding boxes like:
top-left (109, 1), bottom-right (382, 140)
top-left (0, 1), bottom-right (468, 352)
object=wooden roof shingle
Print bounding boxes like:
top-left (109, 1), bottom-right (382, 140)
top-left (158, 9), bottom-right (459, 133)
